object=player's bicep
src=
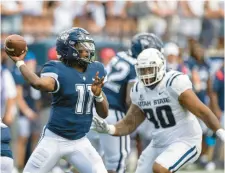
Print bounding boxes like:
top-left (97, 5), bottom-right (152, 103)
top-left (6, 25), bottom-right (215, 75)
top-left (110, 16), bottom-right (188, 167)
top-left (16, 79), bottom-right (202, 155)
top-left (178, 89), bottom-right (209, 118)
top-left (39, 76), bottom-right (57, 93)
top-left (40, 61), bottom-right (60, 93)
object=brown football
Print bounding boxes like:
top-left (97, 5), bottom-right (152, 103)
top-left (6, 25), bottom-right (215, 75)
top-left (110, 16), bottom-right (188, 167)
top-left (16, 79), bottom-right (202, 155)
top-left (4, 34), bottom-right (27, 57)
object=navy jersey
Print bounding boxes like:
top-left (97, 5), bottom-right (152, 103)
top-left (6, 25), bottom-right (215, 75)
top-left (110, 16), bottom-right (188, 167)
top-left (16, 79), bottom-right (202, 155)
top-left (187, 58), bottom-right (210, 103)
top-left (213, 67), bottom-right (224, 111)
top-left (41, 60), bottom-right (106, 140)
top-left (104, 51), bottom-right (136, 112)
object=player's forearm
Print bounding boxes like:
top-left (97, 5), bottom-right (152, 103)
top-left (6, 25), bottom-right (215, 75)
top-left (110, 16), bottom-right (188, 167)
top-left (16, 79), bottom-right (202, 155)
top-left (113, 104), bottom-right (145, 136)
top-left (19, 64), bottom-right (42, 89)
top-left (113, 119), bottom-right (136, 136)
top-left (198, 106), bottom-right (225, 142)
top-left (95, 93), bottom-right (108, 119)
top-left (198, 106), bottom-right (222, 132)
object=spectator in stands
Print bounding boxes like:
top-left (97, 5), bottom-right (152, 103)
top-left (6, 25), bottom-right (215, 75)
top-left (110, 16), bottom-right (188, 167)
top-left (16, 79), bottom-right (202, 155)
top-left (0, 1), bottom-right (23, 34)
top-left (85, 1), bottom-right (106, 33)
top-left (53, 1), bottom-right (86, 34)
top-left (200, 0), bottom-right (224, 48)
top-left (21, 1), bottom-right (44, 16)
top-left (106, 1), bottom-right (128, 18)
top-left (177, 1), bottom-right (204, 48)
top-left (138, 0), bottom-right (177, 39)
top-left (11, 51), bottom-right (41, 171)
top-left (164, 42), bottom-right (189, 74)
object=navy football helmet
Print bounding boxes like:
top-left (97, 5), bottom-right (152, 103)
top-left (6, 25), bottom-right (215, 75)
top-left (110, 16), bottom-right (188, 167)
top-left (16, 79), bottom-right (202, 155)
top-left (130, 33), bottom-right (163, 58)
top-left (56, 27), bottom-right (95, 67)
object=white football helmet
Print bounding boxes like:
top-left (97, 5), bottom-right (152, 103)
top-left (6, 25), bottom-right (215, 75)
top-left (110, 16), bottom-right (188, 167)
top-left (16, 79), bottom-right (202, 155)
top-left (135, 48), bottom-right (166, 86)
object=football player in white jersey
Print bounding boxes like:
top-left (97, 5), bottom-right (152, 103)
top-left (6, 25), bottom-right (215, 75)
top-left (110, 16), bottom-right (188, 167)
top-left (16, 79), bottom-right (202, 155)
top-left (91, 48), bottom-right (225, 173)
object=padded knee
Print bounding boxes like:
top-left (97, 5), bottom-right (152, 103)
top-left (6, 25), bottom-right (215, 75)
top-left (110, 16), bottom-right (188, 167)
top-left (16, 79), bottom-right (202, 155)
top-left (29, 148), bottom-right (49, 168)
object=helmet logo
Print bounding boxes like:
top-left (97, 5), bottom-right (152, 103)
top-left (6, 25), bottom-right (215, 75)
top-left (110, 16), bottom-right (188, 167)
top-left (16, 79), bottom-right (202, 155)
top-left (140, 39), bottom-right (150, 49)
top-left (69, 41), bottom-right (75, 45)
top-left (60, 33), bottom-right (69, 41)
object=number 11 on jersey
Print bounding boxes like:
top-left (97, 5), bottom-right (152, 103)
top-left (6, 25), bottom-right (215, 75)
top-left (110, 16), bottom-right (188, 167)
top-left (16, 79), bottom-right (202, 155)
top-left (75, 84), bottom-right (93, 114)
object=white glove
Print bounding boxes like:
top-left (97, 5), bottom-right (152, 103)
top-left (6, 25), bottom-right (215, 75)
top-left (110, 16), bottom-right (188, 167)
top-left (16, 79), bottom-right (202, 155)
top-left (91, 116), bottom-right (115, 135)
top-left (216, 129), bottom-right (225, 142)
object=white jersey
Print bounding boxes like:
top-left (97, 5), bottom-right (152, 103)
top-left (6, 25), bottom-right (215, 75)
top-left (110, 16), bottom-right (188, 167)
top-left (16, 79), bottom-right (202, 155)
top-left (131, 70), bottom-right (202, 147)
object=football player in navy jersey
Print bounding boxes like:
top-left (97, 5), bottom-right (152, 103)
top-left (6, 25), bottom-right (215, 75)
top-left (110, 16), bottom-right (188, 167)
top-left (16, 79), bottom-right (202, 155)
top-left (91, 33), bottom-right (164, 173)
top-left (6, 27), bottom-right (108, 173)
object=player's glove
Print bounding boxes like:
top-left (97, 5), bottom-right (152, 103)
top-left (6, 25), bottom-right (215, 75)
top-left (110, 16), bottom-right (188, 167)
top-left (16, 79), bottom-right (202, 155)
top-left (216, 129), bottom-right (225, 142)
top-left (91, 116), bottom-right (115, 135)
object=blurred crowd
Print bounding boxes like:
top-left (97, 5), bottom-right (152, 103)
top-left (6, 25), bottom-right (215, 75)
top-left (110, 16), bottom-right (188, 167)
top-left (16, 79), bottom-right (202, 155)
top-left (1, 0), bottom-right (224, 173)
top-left (1, 0), bottom-right (224, 48)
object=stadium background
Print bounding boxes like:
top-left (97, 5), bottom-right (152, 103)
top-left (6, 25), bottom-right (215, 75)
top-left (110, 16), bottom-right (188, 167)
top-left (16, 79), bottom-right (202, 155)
top-left (1, 1), bottom-right (224, 173)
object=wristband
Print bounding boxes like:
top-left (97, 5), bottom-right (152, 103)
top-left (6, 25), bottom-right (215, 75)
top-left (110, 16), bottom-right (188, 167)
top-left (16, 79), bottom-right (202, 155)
top-left (108, 125), bottom-right (116, 135)
top-left (216, 129), bottom-right (225, 142)
top-left (95, 92), bottom-right (104, 102)
top-left (16, 60), bottom-right (25, 68)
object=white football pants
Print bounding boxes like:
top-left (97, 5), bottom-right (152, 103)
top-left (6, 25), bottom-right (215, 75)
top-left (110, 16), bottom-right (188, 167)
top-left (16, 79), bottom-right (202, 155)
top-left (1, 156), bottom-right (13, 173)
top-left (88, 109), bottom-right (130, 173)
top-left (23, 128), bottom-right (107, 173)
top-left (136, 140), bottom-right (201, 173)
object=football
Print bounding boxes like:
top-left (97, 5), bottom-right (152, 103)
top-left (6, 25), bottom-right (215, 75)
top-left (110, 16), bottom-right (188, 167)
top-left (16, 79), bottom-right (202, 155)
top-left (4, 34), bottom-right (27, 57)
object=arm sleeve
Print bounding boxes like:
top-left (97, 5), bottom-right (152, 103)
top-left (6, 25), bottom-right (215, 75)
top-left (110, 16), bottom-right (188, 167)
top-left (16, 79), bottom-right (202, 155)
top-left (168, 74), bottom-right (193, 100)
top-left (40, 61), bottom-right (60, 93)
top-left (3, 70), bottom-right (17, 99)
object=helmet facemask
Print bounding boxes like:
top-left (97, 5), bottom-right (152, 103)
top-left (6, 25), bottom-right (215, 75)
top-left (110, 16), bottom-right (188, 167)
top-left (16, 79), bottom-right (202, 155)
top-left (73, 41), bottom-right (95, 64)
top-left (135, 63), bottom-right (160, 86)
top-left (135, 48), bottom-right (166, 87)
top-left (64, 41), bottom-right (95, 68)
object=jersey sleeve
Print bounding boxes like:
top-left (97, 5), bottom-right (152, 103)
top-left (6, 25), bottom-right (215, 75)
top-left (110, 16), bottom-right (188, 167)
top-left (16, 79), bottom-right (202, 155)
top-left (40, 61), bottom-right (60, 93)
top-left (167, 74), bottom-right (193, 99)
top-left (128, 65), bottom-right (137, 83)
